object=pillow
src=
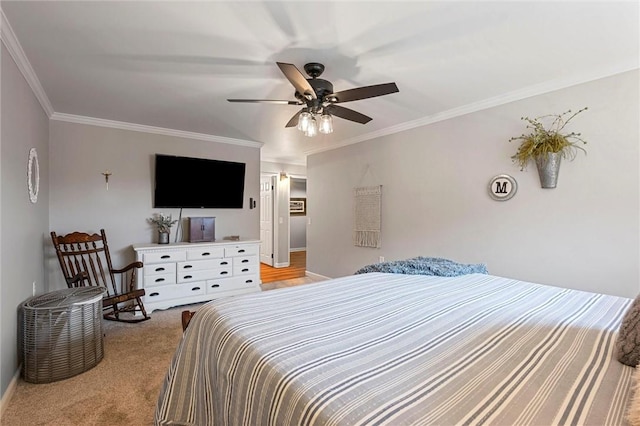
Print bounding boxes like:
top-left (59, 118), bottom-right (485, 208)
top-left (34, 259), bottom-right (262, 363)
top-left (616, 294), bottom-right (640, 366)
top-left (627, 365), bottom-right (640, 426)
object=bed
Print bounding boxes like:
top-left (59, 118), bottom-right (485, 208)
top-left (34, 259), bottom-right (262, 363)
top-left (155, 273), bottom-right (635, 425)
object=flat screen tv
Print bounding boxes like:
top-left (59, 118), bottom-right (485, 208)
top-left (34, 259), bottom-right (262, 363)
top-left (154, 154), bottom-right (246, 208)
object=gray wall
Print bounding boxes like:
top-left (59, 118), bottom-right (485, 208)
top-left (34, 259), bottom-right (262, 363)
top-left (47, 120), bottom-right (260, 290)
top-left (1, 45), bottom-right (50, 400)
top-left (307, 70), bottom-right (639, 298)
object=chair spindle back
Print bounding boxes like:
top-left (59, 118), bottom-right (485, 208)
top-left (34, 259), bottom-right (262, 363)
top-left (51, 230), bottom-right (117, 296)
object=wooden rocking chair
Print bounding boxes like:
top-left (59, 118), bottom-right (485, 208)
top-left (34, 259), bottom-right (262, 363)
top-left (181, 310), bottom-right (195, 331)
top-left (51, 229), bottom-right (150, 323)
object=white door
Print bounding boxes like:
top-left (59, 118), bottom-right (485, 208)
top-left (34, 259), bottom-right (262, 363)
top-left (260, 176), bottom-right (274, 266)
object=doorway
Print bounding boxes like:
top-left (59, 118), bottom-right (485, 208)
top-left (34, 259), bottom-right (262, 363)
top-left (289, 177), bottom-right (307, 254)
top-left (259, 176), bottom-right (274, 266)
top-left (259, 174), bottom-right (307, 281)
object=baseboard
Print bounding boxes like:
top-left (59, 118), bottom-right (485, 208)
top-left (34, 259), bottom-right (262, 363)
top-left (305, 270), bottom-right (331, 281)
top-left (274, 262), bottom-right (290, 268)
top-left (0, 366), bottom-right (21, 417)
top-left (290, 247), bottom-right (306, 252)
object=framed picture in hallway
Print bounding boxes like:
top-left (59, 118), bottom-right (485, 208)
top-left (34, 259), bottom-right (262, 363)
top-left (290, 198), bottom-right (306, 216)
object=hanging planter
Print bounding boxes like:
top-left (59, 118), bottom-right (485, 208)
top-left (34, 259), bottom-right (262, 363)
top-left (535, 152), bottom-right (562, 188)
top-left (510, 108), bottom-right (588, 188)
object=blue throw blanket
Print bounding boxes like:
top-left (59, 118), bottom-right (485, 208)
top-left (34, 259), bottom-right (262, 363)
top-left (355, 256), bottom-right (488, 277)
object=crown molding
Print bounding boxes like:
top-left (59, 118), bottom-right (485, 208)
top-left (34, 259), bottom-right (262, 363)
top-left (304, 64), bottom-right (639, 157)
top-left (50, 112), bottom-right (263, 148)
top-left (0, 9), bottom-right (54, 117)
top-left (1, 5), bottom-right (260, 150)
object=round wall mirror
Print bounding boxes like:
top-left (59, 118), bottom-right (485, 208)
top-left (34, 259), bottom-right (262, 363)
top-left (28, 148), bottom-right (39, 203)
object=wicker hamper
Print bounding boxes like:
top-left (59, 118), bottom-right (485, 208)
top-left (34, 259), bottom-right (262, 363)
top-left (22, 287), bottom-right (105, 383)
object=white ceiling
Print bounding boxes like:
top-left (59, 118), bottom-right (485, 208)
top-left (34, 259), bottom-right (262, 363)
top-left (2, 1), bottom-right (638, 165)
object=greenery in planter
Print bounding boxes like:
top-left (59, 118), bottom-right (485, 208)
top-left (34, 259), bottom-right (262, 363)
top-left (509, 107), bottom-right (588, 171)
top-left (148, 213), bottom-right (178, 233)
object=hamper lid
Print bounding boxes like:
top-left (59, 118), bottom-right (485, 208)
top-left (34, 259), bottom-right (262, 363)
top-left (23, 287), bottom-right (105, 309)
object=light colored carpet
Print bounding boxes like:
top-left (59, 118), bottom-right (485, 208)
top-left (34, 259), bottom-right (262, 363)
top-left (1, 277), bottom-right (322, 426)
top-left (2, 306), bottom-right (184, 425)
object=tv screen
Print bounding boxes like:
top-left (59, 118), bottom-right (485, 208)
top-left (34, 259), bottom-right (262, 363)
top-left (154, 154), bottom-right (246, 208)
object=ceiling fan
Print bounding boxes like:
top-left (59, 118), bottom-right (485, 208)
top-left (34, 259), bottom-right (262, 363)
top-left (228, 62), bottom-right (399, 136)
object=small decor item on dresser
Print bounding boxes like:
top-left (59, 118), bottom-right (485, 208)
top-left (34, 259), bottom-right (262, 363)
top-left (188, 217), bottom-right (215, 243)
top-left (509, 107), bottom-right (587, 188)
top-left (158, 232), bottom-right (170, 244)
top-left (148, 213), bottom-right (178, 244)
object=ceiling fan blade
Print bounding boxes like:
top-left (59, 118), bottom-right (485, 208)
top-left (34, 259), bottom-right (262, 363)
top-left (227, 99), bottom-right (301, 105)
top-left (285, 109), bottom-right (304, 128)
top-left (276, 62), bottom-right (317, 100)
top-left (325, 105), bottom-right (372, 124)
top-left (328, 82), bottom-right (399, 103)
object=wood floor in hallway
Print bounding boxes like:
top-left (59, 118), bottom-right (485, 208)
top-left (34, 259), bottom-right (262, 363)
top-left (260, 251), bottom-right (306, 283)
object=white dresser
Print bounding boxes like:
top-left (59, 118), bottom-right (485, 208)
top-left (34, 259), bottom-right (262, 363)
top-left (132, 240), bottom-right (261, 314)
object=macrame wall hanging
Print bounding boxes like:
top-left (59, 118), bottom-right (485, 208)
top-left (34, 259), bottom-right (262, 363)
top-left (354, 185), bottom-right (382, 248)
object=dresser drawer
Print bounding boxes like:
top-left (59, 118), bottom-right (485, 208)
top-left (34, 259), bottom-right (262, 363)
top-left (178, 258), bottom-right (231, 272)
top-left (233, 263), bottom-right (259, 276)
top-left (143, 272), bottom-right (176, 287)
top-left (224, 245), bottom-right (258, 257)
top-left (186, 247), bottom-right (224, 260)
top-left (143, 283), bottom-right (205, 303)
top-left (178, 267), bottom-right (232, 283)
top-left (144, 263), bottom-right (176, 276)
top-left (234, 256), bottom-right (257, 267)
top-left (206, 275), bottom-right (259, 294)
top-left (234, 275), bottom-right (259, 288)
top-left (143, 251), bottom-right (186, 264)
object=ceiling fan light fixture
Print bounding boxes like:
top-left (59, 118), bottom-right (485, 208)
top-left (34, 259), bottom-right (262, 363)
top-left (297, 111), bottom-right (311, 132)
top-left (305, 117), bottom-right (318, 137)
top-left (319, 113), bottom-right (333, 134)
top-left (229, 62), bottom-right (398, 134)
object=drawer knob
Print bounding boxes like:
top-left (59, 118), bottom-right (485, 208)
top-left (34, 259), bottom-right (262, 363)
top-left (184, 275), bottom-right (193, 279)
top-left (155, 278), bottom-right (165, 283)
top-left (242, 259), bottom-right (249, 263)
top-left (220, 271), bottom-right (228, 275)
top-left (242, 268), bottom-right (249, 272)
top-left (202, 252), bottom-right (211, 257)
top-left (238, 249), bottom-right (245, 253)
top-left (161, 255), bottom-right (171, 259)
top-left (246, 280), bottom-right (253, 284)
top-left (210, 284), bottom-right (220, 288)
top-left (150, 292), bottom-right (159, 297)
top-left (221, 261), bottom-right (228, 265)
top-left (183, 265), bottom-right (193, 269)
top-left (191, 287), bottom-right (201, 291)
top-left (155, 267), bottom-right (165, 272)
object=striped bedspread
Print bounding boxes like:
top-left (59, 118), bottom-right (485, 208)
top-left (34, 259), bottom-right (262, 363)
top-left (156, 273), bottom-right (634, 425)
